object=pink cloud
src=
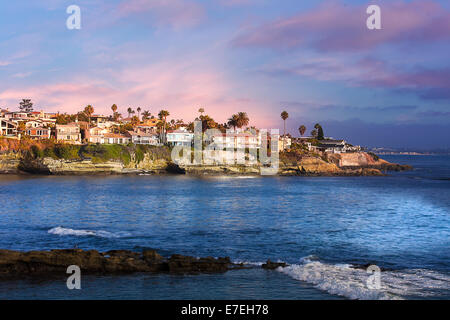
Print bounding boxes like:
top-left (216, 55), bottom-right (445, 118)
top-left (0, 61), bottom-right (275, 128)
top-left (232, 0), bottom-right (450, 52)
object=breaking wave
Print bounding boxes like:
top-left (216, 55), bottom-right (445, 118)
top-left (278, 256), bottom-right (450, 300)
top-left (48, 227), bottom-right (130, 238)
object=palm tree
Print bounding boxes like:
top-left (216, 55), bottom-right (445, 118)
top-left (227, 114), bottom-right (239, 131)
top-left (298, 125), bottom-right (306, 137)
top-left (236, 112), bottom-right (249, 129)
top-left (127, 107), bottom-right (133, 118)
top-left (281, 111), bottom-right (289, 149)
top-left (84, 105), bottom-right (94, 127)
top-left (137, 107), bottom-right (142, 121)
top-left (158, 110), bottom-right (170, 143)
top-left (142, 110), bottom-right (151, 120)
top-left (198, 107), bottom-right (205, 116)
top-left (111, 104), bottom-right (117, 114)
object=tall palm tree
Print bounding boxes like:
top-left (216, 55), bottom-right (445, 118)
top-left (236, 112), bottom-right (249, 129)
top-left (198, 107), bottom-right (205, 116)
top-left (127, 107), bottom-right (132, 118)
top-left (299, 125), bottom-right (306, 137)
top-left (84, 105), bottom-right (94, 127)
top-left (158, 110), bottom-right (170, 143)
top-left (227, 114), bottom-right (239, 131)
top-left (111, 104), bottom-right (117, 114)
top-left (137, 107), bottom-right (142, 121)
top-left (281, 111), bottom-right (289, 149)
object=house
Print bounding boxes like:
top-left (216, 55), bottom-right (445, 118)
top-left (166, 128), bottom-right (194, 147)
top-left (128, 131), bottom-right (160, 145)
top-left (88, 126), bottom-right (110, 144)
top-left (0, 119), bottom-right (18, 136)
top-left (141, 118), bottom-right (160, 127)
top-left (135, 124), bottom-right (157, 134)
top-left (318, 139), bottom-right (348, 153)
top-left (25, 127), bottom-right (51, 139)
top-left (211, 131), bottom-right (260, 149)
top-left (102, 133), bottom-right (131, 144)
top-left (278, 136), bottom-right (292, 151)
top-left (55, 123), bottom-right (81, 144)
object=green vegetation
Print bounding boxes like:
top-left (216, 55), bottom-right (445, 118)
top-left (18, 140), bottom-right (171, 165)
top-left (368, 151), bottom-right (380, 161)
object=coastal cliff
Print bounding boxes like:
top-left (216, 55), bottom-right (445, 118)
top-left (0, 152), bottom-right (409, 176)
top-left (0, 138), bottom-right (411, 176)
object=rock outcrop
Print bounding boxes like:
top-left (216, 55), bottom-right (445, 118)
top-left (0, 249), bottom-right (236, 276)
top-left (328, 153), bottom-right (412, 172)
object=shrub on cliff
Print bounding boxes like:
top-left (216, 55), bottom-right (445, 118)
top-left (53, 144), bottom-right (80, 160)
top-left (79, 144), bottom-right (131, 165)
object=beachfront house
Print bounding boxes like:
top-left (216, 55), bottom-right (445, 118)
top-left (318, 139), bottom-right (348, 153)
top-left (102, 133), bottom-right (131, 144)
top-left (88, 126), bottom-right (110, 144)
top-left (0, 119), bottom-right (18, 136)
top-left (128, 131), bottom-right (160, 145)
top-left (211, 131), bottom-right (261, 149)
top-left (278, 136), bottom-right (292, 151)
top-left (55, 123), bottom-right (81, 144)
top-left (25, 127), bottom-right (51, 139)
top-left (166, 128), bottom-right (194, 147)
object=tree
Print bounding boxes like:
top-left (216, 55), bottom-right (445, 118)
top-left (142, 110), bottom-right (151, 120)
top-left (314, 123), bottom-right (324, 140)
top-left (158, 110), bottom-right (170, 143)
top-left (311, 129), bottom-right (318, 139)
top-left (137, 107), bottom-right (142, 121)
top-left (199, 114), bottom-right (218, 132)
top-left (19, 99), bottom-right (33, 113)
top-left (298, 125), bottom-right (306, 137)
top-left (198, 107), bottom-right (205, 116)
top-left (236, 112), bottom-right (249, 129)
top-left (127, 107), bottom-right (133, 118)
top-left (111, 104), bottom-right (118, 114)
top-left (281, 111), bottom-right (289, 149)
top-left (84, 105), bottom-right (94, 126)
top-left (227, 114), bottom-right (239, 131)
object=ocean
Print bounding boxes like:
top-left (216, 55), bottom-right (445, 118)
top-left (0, 155), bottom-right (449, 300)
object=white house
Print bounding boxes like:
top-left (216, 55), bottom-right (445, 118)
top-left (166, 128), bottom-right (194, 147)
top-left (128, 131), bottom-right (160, 145)
top-left (211, 132), bottom-right (260, 149)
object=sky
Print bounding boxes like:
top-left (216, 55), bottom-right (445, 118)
top-left (0, 0), bottom-right (449, 149)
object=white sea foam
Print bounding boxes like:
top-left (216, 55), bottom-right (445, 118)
top-left (232, 260), bottom-right (265, 266)
top-left (48, 227), bottom-right (130, 238)
top-left (278, 256), bottom-right (450, 300)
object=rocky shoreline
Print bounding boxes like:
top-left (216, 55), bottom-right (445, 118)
top-left (0, 249), bottom-right (286, 277)
top-left (0, 151), bottom-right (412, 176)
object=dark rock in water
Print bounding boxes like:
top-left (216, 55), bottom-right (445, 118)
top-left (0, 249), bottom-right (234, 276)
top-left (262, 259), bottom-right (288, 270)
top-left (168, 255), bottom-right (231, 273)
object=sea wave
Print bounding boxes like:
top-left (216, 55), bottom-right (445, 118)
top-left (48, 227), bottom-right (130, 238)
top-left (277, 256), bottom-right (450, 300)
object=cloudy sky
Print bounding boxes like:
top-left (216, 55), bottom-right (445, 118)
top-left (0, 0), bottom-right (449, 148)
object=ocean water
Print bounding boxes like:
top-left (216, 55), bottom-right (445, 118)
top-left (0, 155), bottom-right (449, 300)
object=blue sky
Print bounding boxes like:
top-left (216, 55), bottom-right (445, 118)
top-left (0, 0), bottom-right (449, 148)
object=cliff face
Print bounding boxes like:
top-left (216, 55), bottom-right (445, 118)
top-left (0, 153), bottom-right (21, 174)
top-left (0, 150), bottom-right (410, 176)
